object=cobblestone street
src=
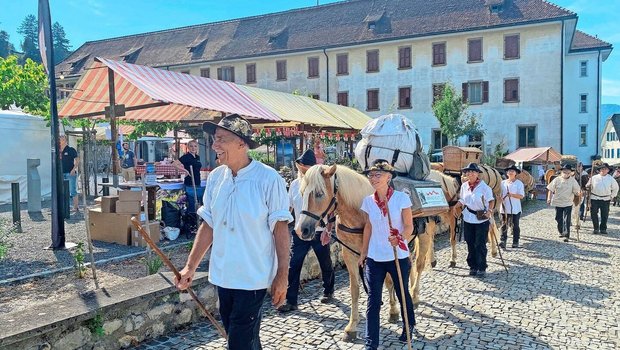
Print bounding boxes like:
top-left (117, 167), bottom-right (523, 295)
top-left (138, 201), bottom-right (620, 350)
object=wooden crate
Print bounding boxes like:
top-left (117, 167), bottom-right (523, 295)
top-left (442, 146), bottom-right (483, 173)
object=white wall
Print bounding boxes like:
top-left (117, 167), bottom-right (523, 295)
top-left (601, 120), bottom-right (620, 163)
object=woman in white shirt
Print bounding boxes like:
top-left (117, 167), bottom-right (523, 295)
top-left (499, 165), bottom-right (525, 249)
top-left (358, 159), bottom-right (416, 349)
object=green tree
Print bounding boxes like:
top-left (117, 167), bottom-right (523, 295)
top-left (0, 56), bottom-right (49, 117)
top-left (119, 120), bottom-right (180, 140)
top-left (52, 22), bottom-right (71, 64)
top-left (17, 14), bottom-right (40, 63)
top-left (432, 83), bottom-right (485, 145)
top-left (0, 30), bottom-right (15, 58)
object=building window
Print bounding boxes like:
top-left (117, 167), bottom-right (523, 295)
top-left (463, 81), bottom-right (489, 104)
top-left (200, 68), bottom-right (210, 78)
top-left (217, 66), bottom-right (235, 82)
top-left (398, 87), bottom-right (411, 109)
top-left (617, 148), bottom-right (620, 158)
top-left (432, 129), bottom-right (448, 152)
top-left (246, 64), bottom-right (256, 84)
top-left (518, 125), bottom-right (536, 147)
top-left (276, 60), bottom-right (287, 81)
top-left (580, 60), bottom-right (588, 77)
top-left (337, 91), bottom-right (349, 106)
top-left (432, 42), bottom-right (446, 66)
top-left (580, 94), bottom-right (587, 113)
top-left (308, 57), bottom-right (319, 78)
top-left (504, 78), bottom-right (519, 103)
top-left (398, 46), bottom-right (411, 69)
top-left (432, 83), bottom-right (446, 105)
top-left (367, 50), bottom-right (379, 72)
top-left (311, 94), bottom-right (320, 100)
top-left (468, 133), bottom-right (483, 149)
top-left (504, 34), bottom-right (520, 59)
top-left (468, 38), bottom-right (483, 62)
top-left (579, 125), bottom-right (587, 147)
top-left (367, 89), bottom-right (379, 111)
top-left (337, 54), bottom-right (348, 75)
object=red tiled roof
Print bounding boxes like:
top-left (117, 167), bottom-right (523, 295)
top-left (570, 30), bottom-right (612, 51)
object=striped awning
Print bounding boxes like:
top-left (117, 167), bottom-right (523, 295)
top-left (59, 57), bottom-right (281, 122)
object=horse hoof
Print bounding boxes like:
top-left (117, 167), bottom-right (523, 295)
top-left (449, 261), bottom-right (456, 268)
top-left (491, 252), bottom-right (498, 258)
top-left (388, 314), bottom-right (400, 323)
top-left (431, 260), bottom-right (437, 268)
top-left (343, 331), bottom-right (357, 342)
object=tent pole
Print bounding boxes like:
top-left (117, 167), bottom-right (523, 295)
top-left (108, 68), bottom-right (120, 187)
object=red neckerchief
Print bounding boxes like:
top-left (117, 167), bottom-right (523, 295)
top-left (373, 187), bottom-right (394, 217)
top-left (468, 179), bottom-right (481, 192)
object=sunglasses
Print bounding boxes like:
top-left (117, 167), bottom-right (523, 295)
top-left (367, 172), bottom-right (387, 179)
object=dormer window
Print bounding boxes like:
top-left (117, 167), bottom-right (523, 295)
top-left (490, 4), bottom-right (502, 13)
top-left (121, 47), bottom-right (142, 64)
top-left (368, 21), bottom-right (376, 30)
top-left (188, 38), bottom-right (208, 53)
top-left (485, 0), bottom-right (505, 13)
top-left (267, 27), bottom-right (288, 49)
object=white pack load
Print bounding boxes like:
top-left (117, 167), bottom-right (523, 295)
top-left (354, 114), bottom-right (430, 180)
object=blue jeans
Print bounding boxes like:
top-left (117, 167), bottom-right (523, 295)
top-left (286, 230), bottom-right (335, 305)
top-left (185, 186), bottom-right (205, 213)
top-left (364, 257), bottom-right (415, 350)
top-left (464, 221), bottom-right (490, 272)
top-left (63, 173), bottom-right (77, 198)
top-left (217, 287), bottom-right (266, 350)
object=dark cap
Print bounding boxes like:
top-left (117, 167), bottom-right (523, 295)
top-left (505, 164), bottom-right (521, 174)
top-left (461, 162), bottom-right (483, 173)
top-left (202, 114), bottom-right (258, 149)
top-left (296, 149), bottom-right (317, 166)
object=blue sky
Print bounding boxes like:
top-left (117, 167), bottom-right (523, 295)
top-left (1, 0), bottom-right (618, 104)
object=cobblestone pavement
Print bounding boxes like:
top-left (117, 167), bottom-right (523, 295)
top-left (138, 201), bottom-right (620, 350)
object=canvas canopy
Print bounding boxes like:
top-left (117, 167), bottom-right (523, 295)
top-left (504, 147), bottom-right (562, 164)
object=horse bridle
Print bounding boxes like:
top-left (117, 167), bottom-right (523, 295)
top-left (301, 173), bottom-right (338, 229)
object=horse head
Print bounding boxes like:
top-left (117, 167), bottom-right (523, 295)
top-left (297, 164), bottom-right (338, 241)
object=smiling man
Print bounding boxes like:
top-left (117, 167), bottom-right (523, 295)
top-left (175, 114), bottom-right (292, 350)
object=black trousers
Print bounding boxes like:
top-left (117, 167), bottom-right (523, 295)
top-left (217, 287), bottom-right (267, 350)
top-left (590, 199), bottom-right (611, 232)
top-left (464, 221), bottom-right (490, 272)
top-left (555, 206), bottom-right (572, 237)
top-left (500, 213), bottom-right (521, 244)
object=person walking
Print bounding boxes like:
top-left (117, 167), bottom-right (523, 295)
top-left (586, 163), bottom-right (619, 234)
top-left (452, 163), bottom-right (495, 277)
top-left (59, 135), bottom-right (80, 215)
top-left (120, 142), bottom-right (136, 182)
top-left (547, 165), bottom-right (581, 242)
top-left (357, 159), bottom-right (417, 349)
top-left (175, 114), bottom-right (293, 350)
top-left (278, 149), bottom-right (335, 312)
top-left (499, 165), bottom-right (525, 249)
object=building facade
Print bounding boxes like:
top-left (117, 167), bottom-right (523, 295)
top-left (56, 0), bottom-right (612, 164)
top-left (601, 116), bottom-right (620, 164)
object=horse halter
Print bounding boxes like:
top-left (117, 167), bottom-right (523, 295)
top-left (301, 173), bottom-right (338, 228)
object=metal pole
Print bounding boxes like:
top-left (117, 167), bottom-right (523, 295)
top-left (108, 68), bottom-right (120, 187)
top-left (11, 183), bottom-right (22, 233)
top-left (63, 179), bottom-right (70, 220)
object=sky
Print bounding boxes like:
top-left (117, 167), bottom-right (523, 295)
top-left (1, 0), bottom-right (618, 104)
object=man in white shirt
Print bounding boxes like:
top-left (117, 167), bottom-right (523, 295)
top-left (499, 165), bottom-right (525, 249)
top-left (586, 163), bottom-right (619, 234)
top-left (547, 165), bottom-right (581, 242)
top-left (175, 114), bottom-right (293, 350)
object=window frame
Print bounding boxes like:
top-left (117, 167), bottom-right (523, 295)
top-left (432, 42), bottom-right (447, 66)
top-left (467, 38), bottom-right (483, 63)
top-left (579, 124), bottom-right (588, 147)
top-left (504, 34), bottom-right (520, 60)
top-left (398, 86), bottom-right (412, 109)
top-left (308, 57), bottom-right (320, 78)
top-left (245, 63), bottom-right (256, 84)
top-left (336, 53), bottom-right (349, 75)
top-left (398, 46), bottom-right (412, 69)
top-left (337, 91), bottom-right (349, 106)
top-left (276, 60), bottom-right (287, 81)
top-left (432, 129), bottom-right (448, 152)
top-left (517, 125), bottom-right (537, 148)
top-left (366, 89), bottom-right (380, 111)
top-left (503, 78), bottom-right (520, 103)
top-left (579, 94), bottom-right (588, 113)
top-left (200, 68), bottom-right (210, 78)
top-left (366, 50), bottom-right (380, 73)
top-left (217, 66), bottom-right (235, 82)
top-left (579, 60), bottom-right (588, 77)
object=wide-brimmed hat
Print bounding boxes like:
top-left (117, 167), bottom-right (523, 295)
top-left (461, 163), bottom-right (482, 173)
top-left (362, 159), bottom-right (396, 177)
top-left (296, 149), bottom-right (317, 166)
top-left (505, 164), bottom-right (521, 174)
top-left (596, 162), bottom-right (613, 171)
top-left (202, 114), bottom-right (258, 149)
top-left (560, 164), bottom-right (573, 172)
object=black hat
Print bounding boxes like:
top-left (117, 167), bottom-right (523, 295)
top-left (296, 149), bottom-right (317, 166)
top-left (505, 165), bottom-right (522, 174)
top-left (560, 164), bottom-right (573, 171)
top-left (597, 162), bottom-right (613, 171)
top-left (362, 159), bottom-right (396, 177)
top-left (202, 114), bottom-right (258, 149)
top-left (461, 163), bottom-right (482, 173)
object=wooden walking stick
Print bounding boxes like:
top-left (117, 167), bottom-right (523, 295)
top-left (130, 217), bottom-right (227, 339)
top-left (385, 208), bottom-right (413, 350)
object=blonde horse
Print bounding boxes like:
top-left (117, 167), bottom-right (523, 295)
top-left (296, 164), bottom-right (435, 341)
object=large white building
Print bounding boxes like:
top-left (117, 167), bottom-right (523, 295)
top-left (56, 0), bottom-right (612, 165)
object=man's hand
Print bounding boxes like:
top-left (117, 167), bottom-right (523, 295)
top-left (320, 229), bottom-right (331, 246)
top-left (175, 265), bottom-right (195, 291)
top-left (271, 270), bottom-right (288, 307)
top-left (358, 253), bottom-right (366, 267)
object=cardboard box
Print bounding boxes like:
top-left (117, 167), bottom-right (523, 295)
top-left (100, 196), bottom-right (119, 213)
top-left (116, 200), bottom-right (141, 214)
top-left (119, 189), bottom-right (143, 202)
top-left (132, 221), bottom-right (161, 247)
top-left (88, 207), bottom-right (132, 245)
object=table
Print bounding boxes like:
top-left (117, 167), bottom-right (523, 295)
top-left (135, 164), bottom-right (180, 177)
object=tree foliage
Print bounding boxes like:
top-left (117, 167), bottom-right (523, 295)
top-left (17, 15), bottom-right (41, 63)
top-left (119, 120), bottom-right (180, 140)
top-left (0, 56), bottom-right (49, 117)
top-left (432, 83), bottom-right (485, 145)
top-left (52, 22), bottom-right (71, 64)
top-left (0, 30), bottom-right (15, 58)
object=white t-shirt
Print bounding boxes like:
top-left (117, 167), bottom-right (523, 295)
top-left (360, 191), bottom-right (412, 262)
top-left (197, 160), bottom-right (293, 290)
top-left (499, 179), bottom-right (525, 214)
top-left (458, 180), bottom-right (494, 224)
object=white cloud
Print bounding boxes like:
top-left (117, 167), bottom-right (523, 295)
top-left (602, 79), bottom-right (620, 98)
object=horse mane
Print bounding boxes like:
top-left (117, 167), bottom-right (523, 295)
top-left (301, 164), bottom-right (373, 209)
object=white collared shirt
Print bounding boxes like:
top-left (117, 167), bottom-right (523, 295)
top-left (587, 174), bottom-right (619, 201)
top-left (360, 191), bottom-right (412, 262)
top-left (547, 176), bottom-right (580, 208)
top-left (198, 160), bottom-right (293, 290)
top-left (499, 179), bottom-right (524, 214)
top-left (459, 180), bottom-right (494, 224)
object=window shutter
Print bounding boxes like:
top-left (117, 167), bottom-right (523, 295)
top-left (230, 67), bottom-right (235, 82)
top-left (462, 83), bottom-right (468, 103)
top-left (483, 81), bottom-right (489, 102)
top-left (217, 68), bottom-right (222, 80)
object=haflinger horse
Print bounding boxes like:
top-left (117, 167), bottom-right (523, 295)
top-left (296, 164), bottom-right (437, 341)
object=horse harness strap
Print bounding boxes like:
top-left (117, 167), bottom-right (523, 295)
top-left (301, 173), bottom-right (338, 228)
top-left (337, 223), bottom-right (364, 234)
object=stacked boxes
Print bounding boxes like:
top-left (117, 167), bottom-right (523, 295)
top-left (116, 190), bottom-right (142, 215)
top-left (131, 221), bottom-right (161, 247)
